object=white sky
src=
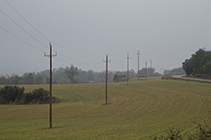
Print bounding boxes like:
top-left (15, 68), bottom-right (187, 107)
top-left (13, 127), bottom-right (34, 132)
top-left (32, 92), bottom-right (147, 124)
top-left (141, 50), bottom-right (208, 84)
top-left (0, 0), bottom-right (210, 75)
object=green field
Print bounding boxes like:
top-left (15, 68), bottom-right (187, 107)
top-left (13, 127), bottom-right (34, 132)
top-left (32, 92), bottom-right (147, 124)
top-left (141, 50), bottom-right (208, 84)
top-left (0, 78), bottom-right (211, 139)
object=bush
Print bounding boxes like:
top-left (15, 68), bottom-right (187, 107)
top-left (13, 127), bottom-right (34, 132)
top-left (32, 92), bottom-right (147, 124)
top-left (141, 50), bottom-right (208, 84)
top-left (0, 85), bottom-right (24, 104)
top-left (151, 121), bottom-right (211, 140)
top-left (24, 88), bottom-right (50, 104)
top-left (31, 88), bottom-right (49, 101)
top-left (190, 121), bottom-right (211, 140)
top-left (24, 93), bottom-right (33, 104)
top-left (0, 86), bottom-right (50, 104)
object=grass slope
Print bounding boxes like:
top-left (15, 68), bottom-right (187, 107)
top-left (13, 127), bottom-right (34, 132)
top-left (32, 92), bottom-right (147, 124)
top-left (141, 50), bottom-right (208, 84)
top-left (0, 78), bottom-right (211, 139)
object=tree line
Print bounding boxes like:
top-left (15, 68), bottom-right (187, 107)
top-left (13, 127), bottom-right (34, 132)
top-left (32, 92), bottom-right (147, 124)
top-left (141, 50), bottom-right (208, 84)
top-left (0, 65), bottom-right (181, 85)
top-left (0, 66), bottom-right (135, 84)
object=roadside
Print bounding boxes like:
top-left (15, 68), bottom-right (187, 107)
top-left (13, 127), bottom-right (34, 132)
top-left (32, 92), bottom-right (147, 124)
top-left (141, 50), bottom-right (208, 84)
top-left (162, 75), bottom-right (211, 83)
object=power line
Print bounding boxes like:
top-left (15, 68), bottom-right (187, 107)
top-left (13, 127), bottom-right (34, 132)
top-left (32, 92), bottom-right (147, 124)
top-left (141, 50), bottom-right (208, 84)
top-left (4, 0), bottom-right (50, 42)
top-left (0, 3), bottom-right (99, 65)
top-left (0, 9), bottom-right (49, 49)
top-left (52, 42), bottom-right (105, 56)
top-left (1, 1), bottom-right (137, 69)
top-left (0, 25), bottom-right (45, 53)
top-left (57, 53), bottom-right (102, 65)
top-left (52, 43), bottom-right (127, 57)
top-left (111, 60), bottom-right (125, 64)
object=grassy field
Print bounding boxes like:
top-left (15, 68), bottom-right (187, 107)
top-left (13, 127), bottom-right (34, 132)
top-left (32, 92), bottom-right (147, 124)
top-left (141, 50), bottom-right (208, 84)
top-left (0, 77), bottom-right (211, 139)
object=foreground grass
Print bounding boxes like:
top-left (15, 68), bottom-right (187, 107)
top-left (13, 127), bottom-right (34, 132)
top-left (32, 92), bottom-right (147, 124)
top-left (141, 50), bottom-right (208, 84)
top-left (0, 78), bottom-right (211, 139)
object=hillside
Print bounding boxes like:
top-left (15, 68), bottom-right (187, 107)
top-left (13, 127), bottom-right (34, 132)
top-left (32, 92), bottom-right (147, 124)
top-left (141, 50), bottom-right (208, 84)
top-left (0, 78), bottom-right (211, 139)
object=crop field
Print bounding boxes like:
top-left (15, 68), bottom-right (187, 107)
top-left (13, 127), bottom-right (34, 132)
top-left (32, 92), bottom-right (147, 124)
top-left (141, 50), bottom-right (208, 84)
top-left (0, 78), bottom-right (211, 139)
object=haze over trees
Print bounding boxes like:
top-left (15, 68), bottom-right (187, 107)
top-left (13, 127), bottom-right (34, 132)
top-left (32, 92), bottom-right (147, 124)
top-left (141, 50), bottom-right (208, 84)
top-left (182, 48), bottom-right (211, 77)
top-left (138, 67), bottom-right (161, 77)
top-left (0, 65), bottom-right (167, 85)
top-left (163, 67), bottom-right (185, 76)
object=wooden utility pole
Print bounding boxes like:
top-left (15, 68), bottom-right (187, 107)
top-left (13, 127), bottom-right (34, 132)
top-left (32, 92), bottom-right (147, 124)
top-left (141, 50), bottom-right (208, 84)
top-left (104, 55), bottom-right (111, 105)
top-left (44, 42), bottom-right (57, 128)
top-left (150, 59), bottom-right (152, 68)
top-left (137, 50), bottom-right (141, 81)
top-left (126, 54), bottom-right (130, 85)
top-left (145, 61), bottom-right (147, 80)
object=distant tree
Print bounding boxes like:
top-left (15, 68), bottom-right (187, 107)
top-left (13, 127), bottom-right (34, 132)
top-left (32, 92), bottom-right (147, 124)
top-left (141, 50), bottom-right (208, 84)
top-left (27, 73), bottom-right (34, 84)
top-left (23, 73), bottom-right (29, 84)
top-left (46, 78), bottom-right (50, 84)
top-left (182, 48), bottom-right (211, 76)
top-left (65, 65), bottom-right (79, 83)
top-left (148, 68), bottom-right (155, 77)
top-left (130, 69), bottom-right (136, 78)
top-left (164, 67), bottom-right (185, 76)
top-left (14, 75), bottom-right (22, 84)
top-left (138, 68), bottom-right (147, 77)
top-left (87, 70), bottom-right (94, 81)
top-left (35, 76), bottom-right (43, 84)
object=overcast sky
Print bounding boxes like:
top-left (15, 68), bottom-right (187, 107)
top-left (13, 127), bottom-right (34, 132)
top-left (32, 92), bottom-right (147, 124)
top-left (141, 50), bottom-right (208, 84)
top-left (0, 0), bottom-right (210, 75)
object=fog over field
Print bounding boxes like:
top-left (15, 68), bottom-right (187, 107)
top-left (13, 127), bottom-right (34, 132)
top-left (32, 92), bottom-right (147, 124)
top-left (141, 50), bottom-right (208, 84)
top-left (0, 0), bottom-right (210, 75)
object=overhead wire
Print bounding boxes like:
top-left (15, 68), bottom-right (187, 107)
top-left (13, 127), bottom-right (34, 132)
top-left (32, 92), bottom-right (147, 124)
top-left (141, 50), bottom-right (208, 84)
top-left (0, 9), bottom-right (49, 49)
top-left (4, 0), bottom-right (50, 42)
top-left (52, 42), bottom-right (105, 56)
top-left (3, 1), bottom-right (128, 60)
top-left (0, 25), bottom-right (45, 53)
top-left (1, 1), bottom-right (130, 68)
top-left (2, 1), bottom-right (109, 65)
top-left (55, 56), bottom-right (103, 67)
top-left (57, 53), bottom-right (102, 65)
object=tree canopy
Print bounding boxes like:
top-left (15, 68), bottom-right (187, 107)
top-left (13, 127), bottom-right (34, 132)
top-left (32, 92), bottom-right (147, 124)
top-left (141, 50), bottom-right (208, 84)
top-left (182, 48), bottom-right (211, 76)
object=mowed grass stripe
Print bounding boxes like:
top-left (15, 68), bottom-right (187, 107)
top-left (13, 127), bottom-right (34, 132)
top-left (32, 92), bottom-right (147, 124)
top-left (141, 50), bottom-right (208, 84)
top-left (0, 78), bottom-right (211, 139)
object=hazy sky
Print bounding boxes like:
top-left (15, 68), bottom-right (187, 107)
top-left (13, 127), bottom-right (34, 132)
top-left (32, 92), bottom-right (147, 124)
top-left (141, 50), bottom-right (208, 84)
top-left (0, 0), bottom-right (210, 75)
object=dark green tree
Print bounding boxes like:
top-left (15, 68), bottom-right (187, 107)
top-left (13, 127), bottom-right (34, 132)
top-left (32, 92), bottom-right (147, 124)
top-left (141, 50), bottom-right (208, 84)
top-left (182, 48), bottom-right (211, 76)
top-left (182, 59), bottom-right (194, 76)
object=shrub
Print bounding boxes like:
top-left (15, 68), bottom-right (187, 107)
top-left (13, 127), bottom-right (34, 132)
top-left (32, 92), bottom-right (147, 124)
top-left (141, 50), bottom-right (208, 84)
top-left (0, 85), bottom-right (24, 104)
top-left (0, 86), bottom-right (50, 104)
top-left (24, 88), bottom-right (50, 104)
top-left (24, 93), bottom-right (33, 104)
top-left (191, 121), bottom-right (211, 140)
top-left (31, 88), bottom-right (49, 101)
top-left (151, 122), bottom-right (211, 140)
